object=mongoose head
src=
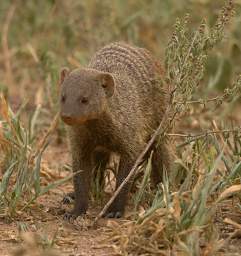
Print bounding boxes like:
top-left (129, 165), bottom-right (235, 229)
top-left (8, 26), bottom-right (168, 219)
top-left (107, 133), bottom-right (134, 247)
top-left (59, 68), bottom-right (115, 126)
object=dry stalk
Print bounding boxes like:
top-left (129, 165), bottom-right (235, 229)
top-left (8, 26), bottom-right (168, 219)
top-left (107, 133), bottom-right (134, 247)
top-left (33, 111), bottom-right (60, 159)
top-left (168, 128), bottom-right (240, 138)
top-left (2, 1), bottom-right (17, 86)
top-left (175, 127), bottom-right (240, 148)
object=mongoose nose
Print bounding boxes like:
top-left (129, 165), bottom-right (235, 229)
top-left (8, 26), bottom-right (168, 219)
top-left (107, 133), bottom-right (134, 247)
top-left (61, 114), bottom-right (75, 125)
top-left (61, 114), bottom-right (70, 120)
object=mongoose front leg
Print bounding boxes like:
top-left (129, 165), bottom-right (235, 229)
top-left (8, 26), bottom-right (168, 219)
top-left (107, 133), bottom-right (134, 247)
top-left (104, 155), bottom-right (134, 218)
top-left (63, 153), bottom-right (92, 220)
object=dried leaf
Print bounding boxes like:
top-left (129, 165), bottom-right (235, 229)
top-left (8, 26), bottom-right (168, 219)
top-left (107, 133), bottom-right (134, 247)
top-left (173, 193), bottom-right (181, 221)
top-left (0, 94), bottom-right (10, 123)
top-left (224, 218), bottom-right (241, 229)
top-left (35, 87), bottom-right (43, 106)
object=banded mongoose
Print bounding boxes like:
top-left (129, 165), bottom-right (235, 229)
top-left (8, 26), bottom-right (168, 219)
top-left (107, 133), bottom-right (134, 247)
top-left (60, 42), bottom-right (171, 219)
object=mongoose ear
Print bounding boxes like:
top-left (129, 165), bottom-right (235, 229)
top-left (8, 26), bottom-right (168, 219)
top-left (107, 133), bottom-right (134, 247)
top-left (60, 67), bottom-right (70, 84)
top-left (99, 73), bottom-right (115, 97)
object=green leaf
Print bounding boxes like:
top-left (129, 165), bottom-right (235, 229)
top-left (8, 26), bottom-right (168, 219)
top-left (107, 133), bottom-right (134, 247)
top-left (0, 161), bottom-right (17, 196)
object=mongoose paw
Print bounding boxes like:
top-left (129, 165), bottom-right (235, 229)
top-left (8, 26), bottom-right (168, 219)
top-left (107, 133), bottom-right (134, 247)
top-left (63, 208), bottom-right (86, 221)
top-left (62, 192), bottom-right (75, 204)
top-left (63, 211), bottom-right (78, 221)
top-left (104, 210), bottom-right (123, 218)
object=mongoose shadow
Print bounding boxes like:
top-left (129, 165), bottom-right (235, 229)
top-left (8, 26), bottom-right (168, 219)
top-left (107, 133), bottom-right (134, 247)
top-left (60, 42), bottom-right (172, 219)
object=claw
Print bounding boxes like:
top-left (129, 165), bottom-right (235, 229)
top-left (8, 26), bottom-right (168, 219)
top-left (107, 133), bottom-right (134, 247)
top-left (62, 192), bottom-right (75, 204)
top-left (63, 212), bottom-right (77, 222)
top-left (62, 196), bottom-right (73, 204)
top-left (104, 211), bottom-right (123, 218)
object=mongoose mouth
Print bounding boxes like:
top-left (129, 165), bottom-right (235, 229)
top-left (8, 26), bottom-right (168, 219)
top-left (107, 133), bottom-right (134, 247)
top-left (61, 114), bottom-right (98, 126)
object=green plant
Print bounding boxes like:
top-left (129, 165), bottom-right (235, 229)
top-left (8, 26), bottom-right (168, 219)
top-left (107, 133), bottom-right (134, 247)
top-left (0, 95), bottom-right (72, 217)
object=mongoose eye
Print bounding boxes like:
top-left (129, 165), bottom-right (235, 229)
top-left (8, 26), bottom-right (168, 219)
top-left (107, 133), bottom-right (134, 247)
top-left (101, 83), bottom-right (107, 89)
top-left (81, 96), bottom-right (88, 104)
top-left (61, 94), bottom-right (66, 103)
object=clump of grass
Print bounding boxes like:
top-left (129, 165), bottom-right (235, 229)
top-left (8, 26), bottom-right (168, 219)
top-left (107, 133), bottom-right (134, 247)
top-left (0, 95), bottom-right (72, 217)
top-left (108, 129), bottom-right (241, 255)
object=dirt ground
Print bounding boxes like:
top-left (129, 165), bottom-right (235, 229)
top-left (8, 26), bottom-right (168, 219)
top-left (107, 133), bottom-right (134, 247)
top-left (0, 143), bottom-right (120, 256)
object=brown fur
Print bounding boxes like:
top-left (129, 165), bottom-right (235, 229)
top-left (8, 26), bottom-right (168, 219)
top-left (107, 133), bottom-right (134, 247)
top-left (60, 42), bottom-right (171, 218)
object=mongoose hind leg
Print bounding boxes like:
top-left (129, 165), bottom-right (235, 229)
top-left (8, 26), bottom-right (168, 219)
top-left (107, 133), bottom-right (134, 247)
top-left (151, 144), bottom-right (171, 186)
top-left (104, 154), bottom-right (134, 218)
